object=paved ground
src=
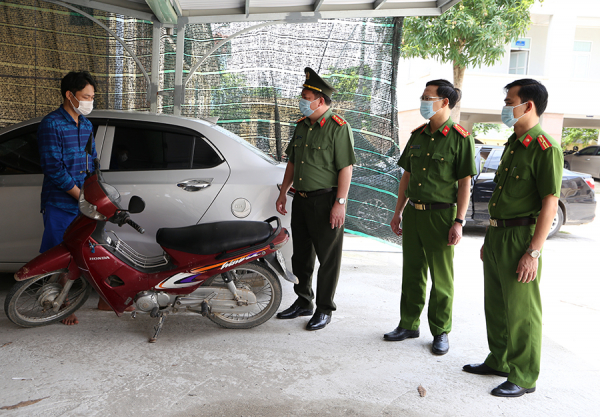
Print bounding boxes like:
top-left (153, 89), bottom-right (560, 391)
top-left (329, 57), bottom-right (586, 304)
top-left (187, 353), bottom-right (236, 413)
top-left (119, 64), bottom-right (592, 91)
top-left (1, 194), bottom-right (599, 416)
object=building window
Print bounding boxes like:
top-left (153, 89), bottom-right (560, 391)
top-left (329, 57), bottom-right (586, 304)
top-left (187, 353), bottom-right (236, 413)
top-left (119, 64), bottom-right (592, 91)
top-left (573, 41), bottom-right (592, 79)
top-left (509, 38), bottom-right (530, 75)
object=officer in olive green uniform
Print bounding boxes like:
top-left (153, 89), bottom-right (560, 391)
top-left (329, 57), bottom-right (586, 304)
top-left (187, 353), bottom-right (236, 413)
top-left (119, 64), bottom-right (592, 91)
top-left (384, 80), bottom-right (477, 356)
top-left (275, 68), bottom-right (356, 331)
top-left (463, 79), bottom-right (562, 398)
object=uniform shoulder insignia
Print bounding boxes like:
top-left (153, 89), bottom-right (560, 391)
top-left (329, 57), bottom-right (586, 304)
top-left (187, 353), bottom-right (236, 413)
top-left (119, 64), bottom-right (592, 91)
top-left (296, 116), bottom-right (307, 123)
top-left (411, 123), bottom-right (427, 134)
top-left (537, 134), bottom-right (552, 150)
top-left (331, 114), bottom-right (346, 126)
top-left (453, 123), bottom-right (470, 138)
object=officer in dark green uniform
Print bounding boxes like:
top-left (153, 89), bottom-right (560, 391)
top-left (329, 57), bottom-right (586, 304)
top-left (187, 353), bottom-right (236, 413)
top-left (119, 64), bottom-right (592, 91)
top-left (384, 79), bottom-right (477, 355)
top-left (463, 79), bottom-right (563, 398)
top-left (275, 67), bottom-right (356, 331)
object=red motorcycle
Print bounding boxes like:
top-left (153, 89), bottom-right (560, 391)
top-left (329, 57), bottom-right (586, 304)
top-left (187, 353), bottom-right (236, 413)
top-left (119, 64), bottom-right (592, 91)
top-left (4, 154), bottom-right (295, 342)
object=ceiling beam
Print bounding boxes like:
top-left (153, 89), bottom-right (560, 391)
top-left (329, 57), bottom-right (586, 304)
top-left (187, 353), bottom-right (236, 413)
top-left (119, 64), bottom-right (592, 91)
top-left (373, 0), bottom-right (389, 10)
top-left (438, 0), bottom-right (462, 13)
top-left (183, 7), bottom-right (447, 24)
top-left (59, 0), bottom-right (154, 20)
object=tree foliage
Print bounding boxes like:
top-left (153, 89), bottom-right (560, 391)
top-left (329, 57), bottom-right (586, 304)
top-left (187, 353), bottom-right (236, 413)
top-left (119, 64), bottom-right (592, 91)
top-left (561, 128), bottom-right (599, 150)
top-left (401, 0), bottom-right (536, 69)
top-left (472, 122), bottom-right (502, 137)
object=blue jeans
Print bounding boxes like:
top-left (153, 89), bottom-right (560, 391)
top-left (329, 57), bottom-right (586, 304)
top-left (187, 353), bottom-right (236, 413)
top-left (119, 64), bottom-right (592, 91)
top-left (40, 205), bottom-right (78, 253)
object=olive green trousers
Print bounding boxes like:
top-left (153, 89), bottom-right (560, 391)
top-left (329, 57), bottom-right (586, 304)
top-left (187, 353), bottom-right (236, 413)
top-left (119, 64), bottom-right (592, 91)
top-left (290, 191), bottom-right (344, 315)
top-left (399, 203), bottom-right (456, 336)
top-left (483, 224), bottom-right (542, 389)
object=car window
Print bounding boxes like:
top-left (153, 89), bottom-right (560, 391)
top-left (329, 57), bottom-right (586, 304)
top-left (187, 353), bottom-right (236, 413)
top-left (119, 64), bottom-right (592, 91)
top-left (109, 125), bottom-right (223, 171)
top-left (0, 124), bottom-right (42, 175)
top-left (482, 149), bottom-right (502, 173)
top-left (578, 147), bottom-right (597, 156)
top-left (0, 122), bottom-right (103, 176)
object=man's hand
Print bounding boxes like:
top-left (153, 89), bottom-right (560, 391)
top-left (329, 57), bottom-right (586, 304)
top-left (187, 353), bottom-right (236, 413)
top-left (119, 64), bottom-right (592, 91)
top-left (390, 214), bottom-right (402, 236)
top-left (480, 244), bottom-right (484, 261)
top-left (516, 253), bottom-right (538, 283)
top-left (330, 202), bottom-right (345, 229)
top-left (276, 194), bottom-right (287, 215)
top-left (447, 222), bottom-right (463, 246)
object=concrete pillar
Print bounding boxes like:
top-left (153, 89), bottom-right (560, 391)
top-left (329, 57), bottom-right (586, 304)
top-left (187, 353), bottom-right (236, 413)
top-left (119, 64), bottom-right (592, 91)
top-left (397, 109), bottom-right (422, 149)
top-left (541, 113), bottom-right (564, 144)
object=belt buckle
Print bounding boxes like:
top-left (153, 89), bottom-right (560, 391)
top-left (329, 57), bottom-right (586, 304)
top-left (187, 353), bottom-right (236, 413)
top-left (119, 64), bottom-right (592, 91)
top-left (298, 191), bottom-right (308, 198)
top-left (489, 219), bottom-right (498, 227)
top-left (415, 203), bottom-right (425, 211)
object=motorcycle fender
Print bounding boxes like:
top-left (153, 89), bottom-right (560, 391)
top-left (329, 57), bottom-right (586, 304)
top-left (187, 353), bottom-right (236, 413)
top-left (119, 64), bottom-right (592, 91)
top-left (14, 243), bottom-right (77, 281)
top-left (262, 252), bottom-right (298, 284)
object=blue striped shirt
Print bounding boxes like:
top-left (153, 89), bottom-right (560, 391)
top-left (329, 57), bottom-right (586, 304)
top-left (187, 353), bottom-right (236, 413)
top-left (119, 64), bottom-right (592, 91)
top-left (38, 105), bottom-right (97, 214)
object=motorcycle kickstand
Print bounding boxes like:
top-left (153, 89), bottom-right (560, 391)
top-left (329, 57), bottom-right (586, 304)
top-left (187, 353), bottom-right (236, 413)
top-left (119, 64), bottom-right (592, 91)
top-left (149, 308), bottom-right (166, 343)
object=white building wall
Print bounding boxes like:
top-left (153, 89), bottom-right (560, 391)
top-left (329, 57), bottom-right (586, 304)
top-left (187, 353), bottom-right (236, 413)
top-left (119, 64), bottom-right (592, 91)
top-left (396, 0), bottom-right (600, 147)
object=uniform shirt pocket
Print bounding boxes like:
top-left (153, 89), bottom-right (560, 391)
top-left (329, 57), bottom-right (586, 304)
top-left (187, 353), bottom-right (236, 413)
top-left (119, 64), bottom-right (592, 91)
top-left (306, 142), bottom-right (332, 166)
top-left (431, 152), bottom-right (455, 177)
top-left (505, 166), bottom-right (533, 199)
top-left (408, 149), bottom-right (422, 172)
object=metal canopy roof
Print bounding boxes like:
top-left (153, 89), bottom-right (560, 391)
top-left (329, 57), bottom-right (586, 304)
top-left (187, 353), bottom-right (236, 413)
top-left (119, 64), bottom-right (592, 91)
top-left (61, 0), bottom-right (461, 23)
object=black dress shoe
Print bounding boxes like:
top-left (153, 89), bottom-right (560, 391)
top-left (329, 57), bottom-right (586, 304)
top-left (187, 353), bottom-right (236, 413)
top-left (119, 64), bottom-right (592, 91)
top-left (276, 303), bottom-right (313, 319)
top-left (383, 326), bottom-right (420, 341)
top-left (463, 363), bottom-right (509, 377)
top-left (305, 312), bottom-right (331, 331)
top-left (491, 381), bottom-right (536, 397)
top-left (432, 332), bottom-right (449, 355)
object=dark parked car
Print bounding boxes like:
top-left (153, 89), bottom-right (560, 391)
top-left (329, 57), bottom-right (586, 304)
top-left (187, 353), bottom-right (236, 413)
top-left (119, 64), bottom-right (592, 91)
top-left (467, 145), bottom-right (596, 237)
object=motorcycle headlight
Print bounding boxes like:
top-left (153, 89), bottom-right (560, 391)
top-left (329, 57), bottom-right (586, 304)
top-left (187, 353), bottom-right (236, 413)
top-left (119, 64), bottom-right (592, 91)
top-left (79, 190), bottom-right (107, 220)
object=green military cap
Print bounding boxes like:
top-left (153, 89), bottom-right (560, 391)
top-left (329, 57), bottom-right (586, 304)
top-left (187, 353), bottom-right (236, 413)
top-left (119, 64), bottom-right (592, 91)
top-left (302, 67), bottom-right (336, 98)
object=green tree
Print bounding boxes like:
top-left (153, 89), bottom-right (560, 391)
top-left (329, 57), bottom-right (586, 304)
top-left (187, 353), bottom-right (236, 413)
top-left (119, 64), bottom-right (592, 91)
top-left (401, 0), bottom-right (537, 123)
top-left (561, 128), bottom-right (599, 150)
top-left (471, 122), bottom-right (501, 138)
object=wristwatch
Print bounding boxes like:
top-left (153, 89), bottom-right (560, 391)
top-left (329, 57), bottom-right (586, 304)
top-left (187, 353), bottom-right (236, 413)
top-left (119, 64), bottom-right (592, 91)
top-left (526, 248), bottom-right (541, 259)
top-left (337, 197), bottom-right (346, 205)
top-left (454, 218), bottom-right (464, 226)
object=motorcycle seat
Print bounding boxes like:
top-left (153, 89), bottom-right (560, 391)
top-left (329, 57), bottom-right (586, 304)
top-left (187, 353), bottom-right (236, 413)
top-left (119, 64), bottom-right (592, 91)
top-left (156, 221), bottom-right (272, 255)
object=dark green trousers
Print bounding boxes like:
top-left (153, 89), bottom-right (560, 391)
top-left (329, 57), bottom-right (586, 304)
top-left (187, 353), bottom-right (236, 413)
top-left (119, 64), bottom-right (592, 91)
top-left (483, 225), bottom-right (542, 389)
top-left (399, 203), bottom-right (456, 336)
top-left (291, 191), bottom-right (344, 315)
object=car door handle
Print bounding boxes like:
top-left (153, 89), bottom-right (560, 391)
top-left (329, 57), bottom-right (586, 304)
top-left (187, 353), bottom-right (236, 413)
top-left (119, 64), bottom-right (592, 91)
top-left (177, 179), bottom-right (212, 192)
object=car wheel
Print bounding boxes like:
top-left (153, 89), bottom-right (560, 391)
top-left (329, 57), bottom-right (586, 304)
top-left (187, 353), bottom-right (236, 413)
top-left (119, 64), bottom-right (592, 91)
top-left (547, 206), bottom-right (564, 238)
top-left (564, 161), bottom-right (570, 170)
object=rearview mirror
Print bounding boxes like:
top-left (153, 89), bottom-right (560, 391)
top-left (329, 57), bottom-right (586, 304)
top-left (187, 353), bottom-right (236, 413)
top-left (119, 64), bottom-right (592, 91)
top-left (128, 196), bottom-right (145, 214)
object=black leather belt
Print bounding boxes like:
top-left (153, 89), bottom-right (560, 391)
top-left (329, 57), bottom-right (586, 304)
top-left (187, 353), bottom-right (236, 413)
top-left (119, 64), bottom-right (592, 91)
top-left (296, 187), bottom-right (335, 198)
top-left (408, 200), bottom-right (456, 211)
top-left (489, 217), bottom-right (537, 228)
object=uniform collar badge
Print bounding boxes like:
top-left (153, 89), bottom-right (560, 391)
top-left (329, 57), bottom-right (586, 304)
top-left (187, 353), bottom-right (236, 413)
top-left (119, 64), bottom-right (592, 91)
top-left (522, 134), bottom-right (533, 148)
top-left (441, 125), bottom-right (450, 137)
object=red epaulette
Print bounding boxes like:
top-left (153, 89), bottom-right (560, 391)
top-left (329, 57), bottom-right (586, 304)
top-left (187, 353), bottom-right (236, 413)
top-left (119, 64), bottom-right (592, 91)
top-left (537, 134), bottom-right (552, 150)
top-left (411, 123), bottom-right (427, 134)
top-left (331, 114), bottom-right (346, 126)
top-left (453, 123), bottom-right (470, 138)
top-left (296, 116), bottom-right (307, 123)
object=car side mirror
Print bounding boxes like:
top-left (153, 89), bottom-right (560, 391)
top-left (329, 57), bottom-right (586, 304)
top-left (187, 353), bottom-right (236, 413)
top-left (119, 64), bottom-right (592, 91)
top-left (573, 146), bottom-right (579, 152)
top-left (128, 196), bottom-right (145, 214)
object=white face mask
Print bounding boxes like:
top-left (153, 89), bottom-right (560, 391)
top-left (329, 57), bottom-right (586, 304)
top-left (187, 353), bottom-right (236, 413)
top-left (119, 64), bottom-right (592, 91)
top-left (70, 93), bottom-right (94, 116)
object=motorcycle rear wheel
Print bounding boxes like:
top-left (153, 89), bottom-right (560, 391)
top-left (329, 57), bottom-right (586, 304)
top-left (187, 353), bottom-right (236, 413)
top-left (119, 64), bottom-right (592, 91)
top-left (205, 261), bottom-right (282, 329)
top-left (4, 270), bottom-right (92, 327)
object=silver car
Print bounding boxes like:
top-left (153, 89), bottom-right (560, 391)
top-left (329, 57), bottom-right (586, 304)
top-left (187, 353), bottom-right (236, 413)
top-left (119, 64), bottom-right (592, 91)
top-left (564, 146), bottom-right (600, 178)
top-left (0, 110), bottom-right (292, 272)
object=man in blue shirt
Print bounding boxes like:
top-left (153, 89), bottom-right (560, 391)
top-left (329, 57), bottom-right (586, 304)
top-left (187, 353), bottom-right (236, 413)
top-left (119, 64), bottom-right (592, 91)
top-left (38, 71), bottom-right (97, 325)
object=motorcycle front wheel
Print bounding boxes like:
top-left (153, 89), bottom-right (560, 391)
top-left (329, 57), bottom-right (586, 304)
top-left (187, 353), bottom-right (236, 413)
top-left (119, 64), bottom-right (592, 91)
top-left (205, 261), bottom-right (282, 329)
top-left (4, 270), bottom-right (92, 327)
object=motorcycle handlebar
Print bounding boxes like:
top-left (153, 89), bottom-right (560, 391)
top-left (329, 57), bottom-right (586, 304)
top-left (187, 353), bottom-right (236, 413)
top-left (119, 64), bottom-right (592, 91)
top-left (126, 218), bottom-right (145, 234)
